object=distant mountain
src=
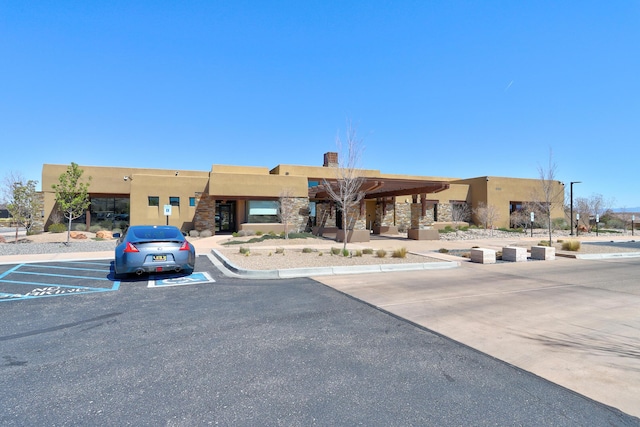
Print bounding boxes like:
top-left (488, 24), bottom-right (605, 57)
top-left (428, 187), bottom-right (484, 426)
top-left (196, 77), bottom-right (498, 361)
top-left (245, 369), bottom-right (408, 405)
top-left (612, 207), bottom-right (640, 213)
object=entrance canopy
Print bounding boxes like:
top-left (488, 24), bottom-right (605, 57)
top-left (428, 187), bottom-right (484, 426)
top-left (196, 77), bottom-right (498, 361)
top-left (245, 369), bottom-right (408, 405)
top-left (308, 177), bottom-right (450, 200)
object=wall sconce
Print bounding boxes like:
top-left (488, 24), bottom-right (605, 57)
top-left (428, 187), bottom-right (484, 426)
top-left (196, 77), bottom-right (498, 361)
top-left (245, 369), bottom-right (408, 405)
top-left (175, 171), bottom-right (179, 176)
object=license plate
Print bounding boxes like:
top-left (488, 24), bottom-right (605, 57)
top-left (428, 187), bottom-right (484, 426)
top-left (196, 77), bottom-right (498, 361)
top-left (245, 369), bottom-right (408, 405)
top-left (153, 255), bottom-right (167, 262)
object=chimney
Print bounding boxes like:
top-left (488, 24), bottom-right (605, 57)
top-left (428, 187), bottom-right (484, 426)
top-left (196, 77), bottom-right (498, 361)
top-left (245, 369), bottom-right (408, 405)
top-left (323, 152), bottom-right (338, 167)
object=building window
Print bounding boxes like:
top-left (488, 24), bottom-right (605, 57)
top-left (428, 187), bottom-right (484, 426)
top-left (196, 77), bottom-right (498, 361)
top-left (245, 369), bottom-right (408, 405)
top-left (148, 196), bottom-right (159, 207)
top-left (189, 197), bottom-right (196, 207)
top-left (170, 197), bottom-right (180, 207)
top-left (247, 200), bottom-right (279, 223)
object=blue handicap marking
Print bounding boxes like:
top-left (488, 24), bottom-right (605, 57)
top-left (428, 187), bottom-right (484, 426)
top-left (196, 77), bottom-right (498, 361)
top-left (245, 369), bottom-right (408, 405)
top-left (148, 272), bottom-right (215, 288)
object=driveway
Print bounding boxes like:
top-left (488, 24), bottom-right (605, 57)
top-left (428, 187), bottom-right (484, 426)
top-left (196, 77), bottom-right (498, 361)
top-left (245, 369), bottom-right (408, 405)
top-left (315, 256), bottom-right (640, 418)
top-left (1, 256), bottom-right (636, 425)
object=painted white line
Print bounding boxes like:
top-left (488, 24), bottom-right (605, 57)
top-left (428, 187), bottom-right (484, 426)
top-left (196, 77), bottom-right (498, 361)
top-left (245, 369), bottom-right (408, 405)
top-left (148, 272), bottom-right (215, 288)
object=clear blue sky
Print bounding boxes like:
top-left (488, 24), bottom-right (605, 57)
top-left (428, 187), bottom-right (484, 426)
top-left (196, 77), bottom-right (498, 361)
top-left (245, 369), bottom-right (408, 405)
top-left (2, 1), bottom-right (639, 208)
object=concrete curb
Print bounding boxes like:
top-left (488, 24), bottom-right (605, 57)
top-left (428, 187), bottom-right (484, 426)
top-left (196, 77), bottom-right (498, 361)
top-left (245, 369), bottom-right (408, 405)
top-left (209, 249), bottom-right (460, 279)
top-left (574, 252), bottom-right (640, 260)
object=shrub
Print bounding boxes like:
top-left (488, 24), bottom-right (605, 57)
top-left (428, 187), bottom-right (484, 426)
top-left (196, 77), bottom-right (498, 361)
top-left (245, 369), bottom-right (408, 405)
top-left (200, 229), bottom-right (213, 238)
top-left (538, 240), bottom-right (551, 247)
top-left (561, 240), bottom-right (581, 251)
top-left (552, 218), bottom-right (569, 230)
top-left (189, 230), bottom-right (200, 237)
top-left (74, 223), bottom-right (87, 231)
top-left (330, 247), bottom-right (341, 255)
top-left (438, 248), bottom-right (450, 253)
top-left (341, 248), bottom-right (349, 257)
top-left (362, 248), bottom-right (374, 255)
top-left (275, 247), bottom-right (285, 254)
top-left (353, 250), bottom-right (362, 257)
top-left (89, 225), bottom-right (103, 233)
top-left (98, 220), bottom-right (113, 230)
top-left (392, 247), bottom-right (408, 258)
top-left (376, 249), bottom-right (387, 258)
top-left (302, 247), bottom-right (313, 253)
top-left (232, 232), bottom-right (238, 237)
top-left (269, 231), bottom-right (277, 236)
top-left (319, 252), bottom-right (323, 256)
top-left (239, 247), bottom-right (250, 255)
top-left (48, 223), bottom-right (66, 233)
top-left (256, 231), bottom-right (263, 236)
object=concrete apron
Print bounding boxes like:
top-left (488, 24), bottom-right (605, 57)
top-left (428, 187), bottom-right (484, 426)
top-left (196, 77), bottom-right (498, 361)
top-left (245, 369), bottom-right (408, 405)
top-left (314, 258), bottom-right (640, 418)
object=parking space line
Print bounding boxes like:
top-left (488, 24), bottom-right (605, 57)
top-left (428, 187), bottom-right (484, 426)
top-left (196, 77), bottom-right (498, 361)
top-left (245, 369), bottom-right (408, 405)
top-left (0, 279), bottom-right (106, 290)
top-left (0, 261), bottom-right (121, 302)
top-left (24, 264), bottom-right (111, 273)
top-left (11, 271), bottom-right (113, 281)
top-left (0, 264), bottom-right (22, 280)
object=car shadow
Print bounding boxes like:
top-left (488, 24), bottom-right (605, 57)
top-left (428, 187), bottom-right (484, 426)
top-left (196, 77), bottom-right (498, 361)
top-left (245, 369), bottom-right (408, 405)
top-left (107, 261), bottom-right (194, 282)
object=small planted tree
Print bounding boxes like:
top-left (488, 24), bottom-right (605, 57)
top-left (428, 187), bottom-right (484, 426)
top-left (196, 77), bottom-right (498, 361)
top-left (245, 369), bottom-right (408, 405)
top-left (473, 202), bottom-right (500, 235)
top-left (3, 172), bottom-right (42, 242)
top-left (52, 162), bottom-right (92, 243)
top-left (323, 121), bottom-right (366, 251)
top-left (533, 151), bottom-right (565, 245)
top-left (451, 202), bottom-right (471, 232)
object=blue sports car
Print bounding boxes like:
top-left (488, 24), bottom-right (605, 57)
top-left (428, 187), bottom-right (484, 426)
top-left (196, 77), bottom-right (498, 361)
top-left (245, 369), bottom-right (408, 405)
top-left (114, 225), bottom-right (196, 277)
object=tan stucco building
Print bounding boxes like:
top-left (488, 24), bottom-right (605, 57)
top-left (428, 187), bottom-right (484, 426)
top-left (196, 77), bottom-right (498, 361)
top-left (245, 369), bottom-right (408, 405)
top-left (41, 153), bottom-right (565, 241)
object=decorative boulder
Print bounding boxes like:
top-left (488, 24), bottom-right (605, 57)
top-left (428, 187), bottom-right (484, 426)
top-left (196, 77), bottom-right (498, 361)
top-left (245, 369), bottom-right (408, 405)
top-left (70, 231), bottom-right (88, 239)
top-left (96, 230), bottom-right (113, 239)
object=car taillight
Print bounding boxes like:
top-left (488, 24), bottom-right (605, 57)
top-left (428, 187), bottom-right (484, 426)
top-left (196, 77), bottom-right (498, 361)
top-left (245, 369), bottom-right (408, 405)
top-left (179, 241), bottom-right (190, 251)
top-left (124, 242), bottom-right (139, 253)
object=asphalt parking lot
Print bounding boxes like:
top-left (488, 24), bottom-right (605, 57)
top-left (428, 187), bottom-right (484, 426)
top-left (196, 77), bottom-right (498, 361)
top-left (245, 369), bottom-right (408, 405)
top-left (1, 255), bottom-right (637, 425)
top-left (0, 258), bottom-right (216, 302)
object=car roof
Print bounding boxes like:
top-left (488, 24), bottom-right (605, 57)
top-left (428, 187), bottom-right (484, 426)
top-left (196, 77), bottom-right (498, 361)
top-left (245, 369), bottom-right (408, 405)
top-left (126, 225), bottom-right (184, 241)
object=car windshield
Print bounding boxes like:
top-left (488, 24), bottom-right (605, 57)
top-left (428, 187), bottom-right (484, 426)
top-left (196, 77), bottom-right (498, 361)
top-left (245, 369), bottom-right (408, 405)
top-left (130, 227), bottom-right (181, 240)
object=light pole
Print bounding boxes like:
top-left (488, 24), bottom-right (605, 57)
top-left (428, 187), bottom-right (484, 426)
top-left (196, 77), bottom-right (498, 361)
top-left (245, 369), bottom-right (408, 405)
top-left (570, 181), bottom-right (581, 236)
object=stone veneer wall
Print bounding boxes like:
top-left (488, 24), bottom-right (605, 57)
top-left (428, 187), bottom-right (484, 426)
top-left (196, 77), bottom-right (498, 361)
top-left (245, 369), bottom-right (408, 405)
top-left (438, 203), bottom-right (453, 222)
top-left (193, 192), bottom-right (216, 232)
top-left (376, 201), bottom-right (395, 227)
top-left (410, 203), bottom-right (435, 229)
top-left (282, 197), bottom-right (310, 233)
top-left (345, 204), bottom-right (366, 230)
top-left (316, 203), bottom-right (337, 228)
top-left (395, 202), bottom-right (411, 232)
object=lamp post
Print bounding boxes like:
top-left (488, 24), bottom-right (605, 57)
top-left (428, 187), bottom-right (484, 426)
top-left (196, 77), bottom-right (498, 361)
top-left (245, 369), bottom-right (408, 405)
top-left (570, 181), bottom-right (581, 236)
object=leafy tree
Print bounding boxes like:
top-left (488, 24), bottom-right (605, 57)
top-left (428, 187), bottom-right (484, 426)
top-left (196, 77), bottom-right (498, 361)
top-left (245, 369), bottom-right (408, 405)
top-left (52, 162), bottom-right (92, 243)
top-left (322, 121), bottom-right (366, 251)
top-left (3, 172), bottom-right (42, 242)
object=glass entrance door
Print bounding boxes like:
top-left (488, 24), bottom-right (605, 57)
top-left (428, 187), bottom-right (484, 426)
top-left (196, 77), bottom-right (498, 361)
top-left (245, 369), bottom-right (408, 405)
top-left (215, 201), bottom-right (235, 233)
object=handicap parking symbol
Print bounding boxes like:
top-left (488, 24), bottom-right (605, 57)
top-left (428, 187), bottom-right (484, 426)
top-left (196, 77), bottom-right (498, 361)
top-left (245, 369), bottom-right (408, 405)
top-left (148, 272), bottom-right (215, 288)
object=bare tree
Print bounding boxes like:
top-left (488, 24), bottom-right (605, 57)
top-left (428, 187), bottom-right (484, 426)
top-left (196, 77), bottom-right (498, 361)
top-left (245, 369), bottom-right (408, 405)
top-left (575, 193), bottom-right (614, 232)
top-left (451, 202), bottom-right (471, 233)
top-left (278, 188), bottom-right (298, 240)
top-left (323, 121), bottom-right (366, 251)
top-left (533, 151), bottom-right (564, 245)
top-left (473, 202), bottom-right (500, 236)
